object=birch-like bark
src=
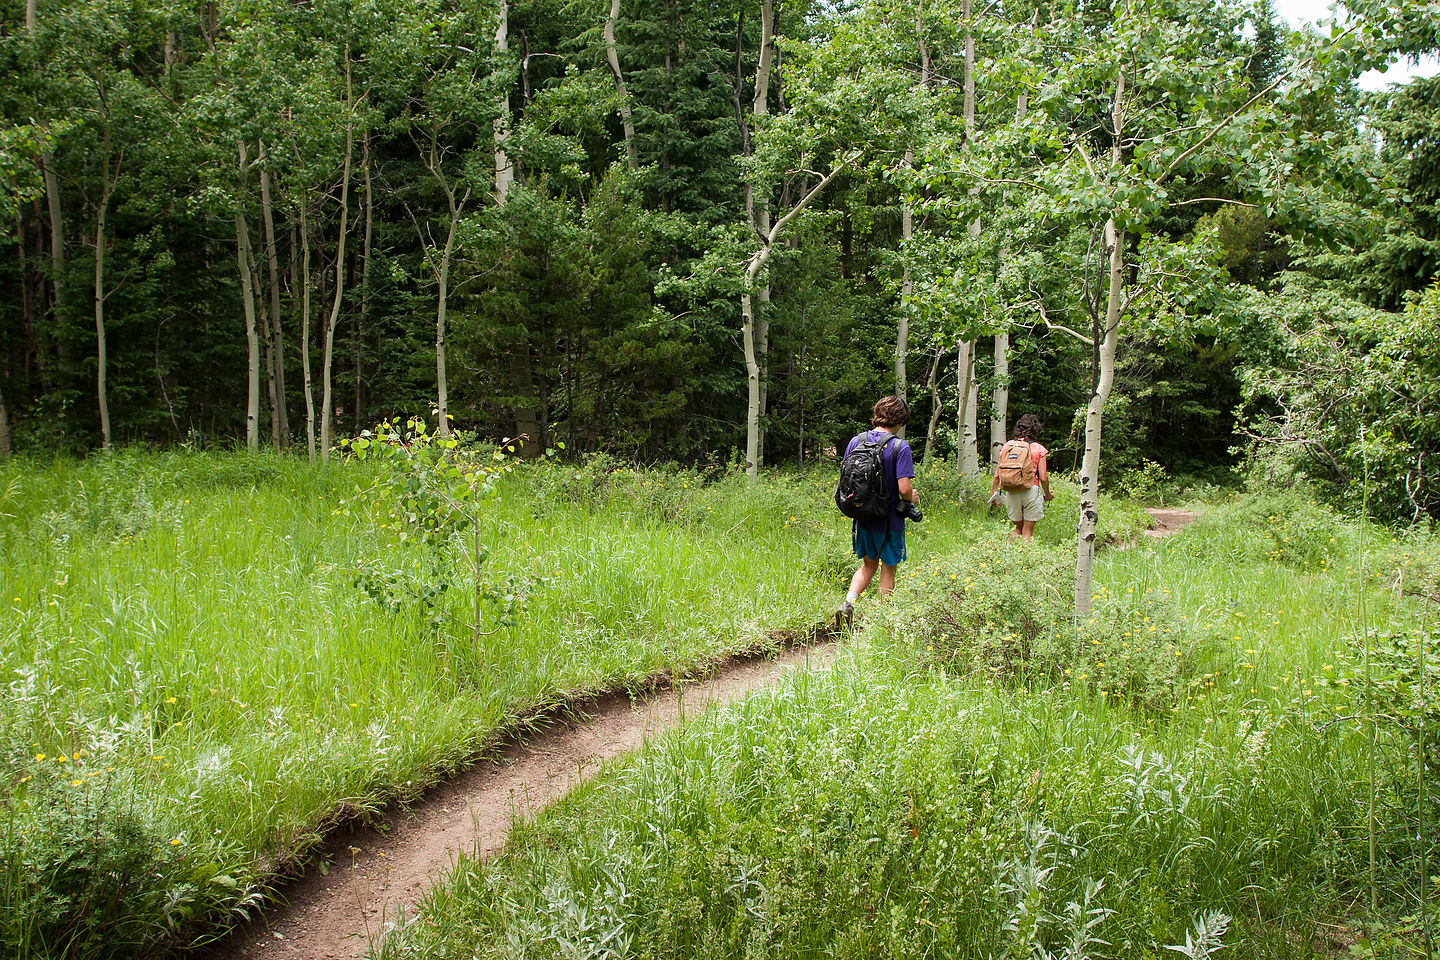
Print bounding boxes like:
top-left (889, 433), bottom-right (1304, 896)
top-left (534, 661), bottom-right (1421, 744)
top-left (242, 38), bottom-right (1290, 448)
top-left (956, 0), bottom-right (980, 474)
top-left (434, 187), bottom-right (462, 439)
top-left (92, 127), bottom-right (118, 451)
top-left (604, 0), bottom-right (638, 170)
top-left (45, 161), bottom-right (67, 351)
top-left (957, 339), bottom-right (979, 474)
top-left (1075, 71), bottom-right (1127, 617)
top-left (897, 9), bottom-right (931, 409)
top-left (989, 331), bottom-right (1009, 465)
top-left (922, 344), bottom-right (944, 463)
top-left (235, 143), bottom-right (260, 452)
top-left (299, 203), bottom-right (316, 461)
top-left (358, 133), bottom-right (373, 430)
top-left (989, 93), bottom-right (1025, 466)
top-left (247, 207), bottom-right (279, 451)
top-left (740, 0), bottom-right (776, 475)
top-left (742, 156), bottom-right (856, 476)
top-left (258, 140), bottom-right (290, 447)
top-left (320, 58), bottom-right (355, 463)
top-left (493, 1), bottom-right (514, 202)
top-left (1074, 217), bottom-right (1123, 615)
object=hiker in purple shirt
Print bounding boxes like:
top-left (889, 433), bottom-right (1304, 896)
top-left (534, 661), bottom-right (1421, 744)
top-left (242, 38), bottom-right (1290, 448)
top-left (837, 396), bottom-right (919, 625)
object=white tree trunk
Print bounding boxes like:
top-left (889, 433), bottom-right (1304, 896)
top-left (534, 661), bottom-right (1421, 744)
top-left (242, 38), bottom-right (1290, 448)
top-left (955, 0), bottom-right (980, 473)
top-left (321, 61), bottom-right (354, 463)
top-left (1075, 71), bottom-right (1127, 617)
top-left (740, 155), bottom-right (854, 477)
top-left (435, 190), bottom-right (460, 438)
top-left (959, 347), bottom-right (979, 474)
top-left (922, 344), bottom-right (944, 463)
top-left (900, 9), bottom-right (932, 419)
top-left (990, 331), bottom-right (1008, 465)
top-left (300, 202), bottom-right (316, 461)
top-left (94, 176), bottom-right (113, 452)
top-left (742, 287), bottom-right (762, 474)
top-left (740, 0), bottom-right (776, 476)
top-left (234, 160), bottom-right (259, 452)
top-left (1074, 217), bottom-right (1123, 615)
top-left (45, 163), bottom-right (66, 331)
top-left (493, 1), bottom-right (514, 202)
top-left (604, 0), bottom-right (638, 170)
top-left (259, 140), bottom-right (290, 447)
top-left (990, 93), bottom-right (1024, 467)
top-left (955, 339), bottom-right (976, 474)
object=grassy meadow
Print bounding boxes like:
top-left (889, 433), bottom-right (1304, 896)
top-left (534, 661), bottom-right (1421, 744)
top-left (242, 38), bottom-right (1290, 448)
top-left (0, 446), bottom-right (1148, 958)
top-left (378, 490), bottom-right (1440, 960)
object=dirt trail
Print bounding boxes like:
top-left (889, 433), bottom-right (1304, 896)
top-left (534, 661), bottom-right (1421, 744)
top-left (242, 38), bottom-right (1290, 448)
top-left (199, 631), bottom-right (840, 960)
top-left (1142, 507), bottom-right (1199, 538)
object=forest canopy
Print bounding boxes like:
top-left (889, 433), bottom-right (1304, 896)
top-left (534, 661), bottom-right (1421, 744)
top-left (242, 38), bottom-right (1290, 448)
top-left (0, 0), bottom-right (1436, 520)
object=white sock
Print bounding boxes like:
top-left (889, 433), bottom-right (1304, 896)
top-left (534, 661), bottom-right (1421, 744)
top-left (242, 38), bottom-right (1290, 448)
top-left (846, 591), bottom-right (859, 605)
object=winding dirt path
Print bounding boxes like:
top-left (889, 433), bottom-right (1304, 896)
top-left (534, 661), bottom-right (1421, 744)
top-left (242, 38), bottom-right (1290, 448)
top-left (198, 629), bottom-right (840, 960)
top-left (1142, 506), bottom-right (1200, 538)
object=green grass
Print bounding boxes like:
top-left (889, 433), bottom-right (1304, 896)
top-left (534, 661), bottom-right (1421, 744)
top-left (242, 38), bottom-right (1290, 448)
top-left (0, 451), bottom-right (841, 956)
top-left (378, 488), bottom-right (1439, 960)
top-left (0, 448), bottom-right (1236, 958)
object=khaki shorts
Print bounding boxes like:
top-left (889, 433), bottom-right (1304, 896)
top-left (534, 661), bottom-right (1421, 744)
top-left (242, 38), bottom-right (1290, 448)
top-left (1004, 485), bottom-right (1045, 522)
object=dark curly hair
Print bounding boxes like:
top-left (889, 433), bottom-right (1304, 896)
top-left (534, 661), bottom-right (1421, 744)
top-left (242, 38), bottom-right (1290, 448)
top-left (871, 395), bottom-right (912, 428)
top-left (1013, 414), bottom-right (1043, 441)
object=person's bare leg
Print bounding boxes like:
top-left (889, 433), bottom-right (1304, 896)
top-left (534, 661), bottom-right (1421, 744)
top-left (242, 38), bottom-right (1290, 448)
top-left (1011, 519), bottom-right (1025, 540)
top-left (878, 562), bottom-right (898, 596)
top-left (848, 557), bottom-right (880, 597)
top-left (1020, 520), bottom-right (1037, 540)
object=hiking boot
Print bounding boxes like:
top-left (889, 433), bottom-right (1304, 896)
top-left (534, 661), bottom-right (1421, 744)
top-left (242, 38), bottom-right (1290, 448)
top-left (835, 600), bottom-right (854, 629)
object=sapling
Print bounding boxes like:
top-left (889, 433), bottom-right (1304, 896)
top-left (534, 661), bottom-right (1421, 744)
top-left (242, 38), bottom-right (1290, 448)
top-left (338, 411), bottom-right (521, 643)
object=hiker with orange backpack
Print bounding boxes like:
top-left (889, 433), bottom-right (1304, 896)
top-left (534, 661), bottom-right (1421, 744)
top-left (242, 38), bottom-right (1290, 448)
top-left (988, 413), bottom-right (1053, 540)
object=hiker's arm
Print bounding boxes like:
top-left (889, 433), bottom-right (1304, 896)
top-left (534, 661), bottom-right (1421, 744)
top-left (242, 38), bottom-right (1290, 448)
top-left (898, 476), bottom-right (918, 504)
top-left (1038, 454), bottom-right (1053, 500)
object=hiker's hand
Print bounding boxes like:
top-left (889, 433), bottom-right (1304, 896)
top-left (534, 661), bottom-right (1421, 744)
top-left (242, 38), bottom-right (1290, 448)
top-left (1043, 490), bottom-right (1054, 502)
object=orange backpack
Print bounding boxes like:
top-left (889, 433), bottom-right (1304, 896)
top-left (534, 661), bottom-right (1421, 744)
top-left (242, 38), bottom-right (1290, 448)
top-left (995, 439), bottom-right (1036, 492)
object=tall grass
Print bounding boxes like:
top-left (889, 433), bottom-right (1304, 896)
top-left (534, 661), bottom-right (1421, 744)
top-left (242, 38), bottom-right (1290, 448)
top-left (0, 450), bottom-right (868, 957)
top-left (379, 488), bottom-right (1438, 959)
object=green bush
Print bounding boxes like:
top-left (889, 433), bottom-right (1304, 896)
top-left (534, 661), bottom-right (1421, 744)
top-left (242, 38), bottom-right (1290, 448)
top-left (1, 763), bottom-right (240, 960)
top-left (890, 541), bottom-right (1198, 711)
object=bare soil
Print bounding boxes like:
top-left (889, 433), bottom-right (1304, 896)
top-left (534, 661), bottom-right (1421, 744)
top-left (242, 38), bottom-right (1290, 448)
top-left (1142, 507), bottom-right (1200, 538)
top-left (197, 627), bottom-right (840, 960)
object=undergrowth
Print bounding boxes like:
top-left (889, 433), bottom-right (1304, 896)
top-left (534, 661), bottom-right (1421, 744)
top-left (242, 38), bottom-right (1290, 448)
top-left (379, 490), bottom-right (1439, 960)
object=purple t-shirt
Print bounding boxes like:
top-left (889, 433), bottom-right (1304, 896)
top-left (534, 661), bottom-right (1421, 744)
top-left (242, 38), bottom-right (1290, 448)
top-left (844, 429), bottom-right (915, 533)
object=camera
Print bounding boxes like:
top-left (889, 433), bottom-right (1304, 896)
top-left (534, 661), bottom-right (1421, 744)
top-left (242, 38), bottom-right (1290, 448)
top-left (897, 499), bottom-right (924, 523)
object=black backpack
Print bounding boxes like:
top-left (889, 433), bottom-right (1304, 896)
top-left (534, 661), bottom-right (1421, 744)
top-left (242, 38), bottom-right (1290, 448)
top-left (835, 433), bottom-right (895, 522)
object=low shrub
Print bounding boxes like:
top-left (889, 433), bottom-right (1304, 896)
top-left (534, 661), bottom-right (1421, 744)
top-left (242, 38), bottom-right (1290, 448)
top-left (0, 762), bottom-right (244, 960)
top-left (890, 541), bottom-right (1199, 711)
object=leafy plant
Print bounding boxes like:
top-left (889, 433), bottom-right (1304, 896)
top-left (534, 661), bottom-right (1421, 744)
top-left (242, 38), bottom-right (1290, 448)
top-left (338, 412), bottom-right (519, 641)
top-left (1324, 626), bottom-right (1440, 879)
top-left (0, 763), bottom-right (234, 960)
top-left (902, 540), bottom-right (1197, 710)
